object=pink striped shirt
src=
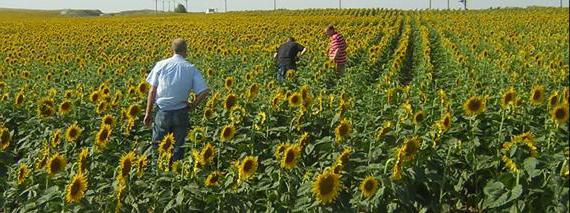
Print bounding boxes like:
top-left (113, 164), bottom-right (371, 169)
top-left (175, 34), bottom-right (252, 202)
top-left (328, 32), bottom-right (347, 64)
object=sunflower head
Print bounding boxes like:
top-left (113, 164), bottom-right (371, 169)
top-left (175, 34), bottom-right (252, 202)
top-left (311, 170), bottom-right (341, 204)
top-left (500, 87), bottom-right (516, 108)
top-left (78, 148), bottom-right (89, 173)
top-left (119, 151), bottom-right (136, 181)
top-left (37, 98), bottom-right (56, 117)
top-left (220, 124), bottom-right (236, 142)
top-left (95, 125), bottom-right (111, 148)
top-left (281, 144), bottom-right (301, 170)
top-left (59, 101), bottom-right (72, 115)
top-left (548, 92), bottom-right (560, 107)
top-left (14, 92), bottom-right (24, 106)
top-left (551, 103), bottom-right (569, 125)
top-left (401, 137), bottom-right (420, 162)
top-left (336, 147), bottom-right (353, 166)
top-left (47, 153), bottom-right (66, 176)
top-left (0, 127), bottom-right (11, 151)
top-left (159, 133), bottom-right (175, 155)
top-left (203, 107), bottom-right (215, 120)
top-left (274, 143), bottom-right (290, 159)
top-left (224, 76), bottom-right (234, 90)
top-left (17, 163), bottom-right (29, 185)
top-left (66, 172), bottom-right (88, 203)
top-left (188, 127), bottom-right (207, 143)
top-left (247, 83), bottom-right (259, 100)
top-left (126, 104), bottom-right (140, 120)
top-left (439, 112), bottom-right (452, 131)
top-left (200, 143), bottom-right (216, 165)
top-left (102, 114), bottom-right (115, 127)
top-left (335, 119), bottom-right (352, 143)
top-left (529, 85), bottom-right (545, 105)
top-left (205, 171), bottom-right (223, 187)
top-left (224, 93), bottom-right (237, 110)
top-left (360, 176), bottom-right (379, 199)
top-left (288, 92), bottom-right (303, 108)
top-left (136, 155), bottom-right (148, 178)
top-left (463, 96), bottom-right (486, 116)
top-left (90, 91), bottom-right (100, 103)
top-left (65, 123), bottom-right (82, 143)
top-left (298, 132), bottom-right (310, 148)
top-left (238, 156), bottom-right (258, 181)
top-left (137, 81), bottom-right (149, 95)
top-left (413, 111), bottom-right (425, 125)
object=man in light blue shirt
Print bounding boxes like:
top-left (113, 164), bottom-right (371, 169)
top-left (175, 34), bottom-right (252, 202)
top-left (144, 38), bottom-right (209, 163)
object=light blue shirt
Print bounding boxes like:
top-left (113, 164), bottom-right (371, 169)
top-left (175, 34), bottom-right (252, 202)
top-left (146, 54), bottom-right (208, 111)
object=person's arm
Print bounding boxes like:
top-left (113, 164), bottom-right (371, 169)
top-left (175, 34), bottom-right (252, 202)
top-left (144, 86), bottom-right (157, 127)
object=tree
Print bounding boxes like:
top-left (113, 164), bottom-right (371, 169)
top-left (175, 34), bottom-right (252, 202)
top-left (174, 3), bottom-right (187, 13)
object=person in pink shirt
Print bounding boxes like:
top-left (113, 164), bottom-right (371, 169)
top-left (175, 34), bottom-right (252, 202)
top-left (326, 24), bottom-right (348, 78)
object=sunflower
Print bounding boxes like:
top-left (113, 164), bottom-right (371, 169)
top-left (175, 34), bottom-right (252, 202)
top-left (64, 123), bottom-right (83, 143)
top-left (203, 107), bottom-right (215, 120)
top-left (158, 133), bottom-right (175, 155)
top-left (224, 93), bottom-right (237, 110)
top-left (224, 76), bottom-right (234, 90)
top-left (17, 163), bottom-right (29, 185)
top-left (192, 149), bottom-right (203, 173)
top-left (463, 96), bottom-right (486, 116)
top-left (298, 132), bottom-right (310, 148)
top-left (14, 91), bottom-right (24, 106)
top-left (336, 147), bottom-right (353, 166)
top-left (96, 102), bottom-right (107, 114)
top-left (102, 114), bottom-right (115, 127)
top-left (137, 81), bottom-right (149, 95)
top-left (37, 98), bottom-right (55, 117)
top-left (274, 143), bottom-right (289, 159)
top-left (301, 85), bottom-right (313, 106)
top-left (253, 111), bottom-right (267, 130)
top-left (59, 100), bottom-right (72, 115)
top-left (95, 125), bottom-right (111, 148)
top-left (78, 148), bottom-right (89, 173)
top-left (335, 119), bottom-right (352, 143)
top-left (0, 127), bottom-right (10, 150)
top-left (188, 127), bottom-right (207, 143)
top-left (219, 124), bottom-right (236, 142)
top-left (288, 92), bottom-right (303, 108)
top-left (401, 137), bottom-right (420, 162)
top-left (47, 153), bottom-right (66, 176)
top-left (375, 121), bottom-right (392, 140)
top-left (126, 104), bottom-right (140, 120)
top-left (200, 143), bottom-right (216, 165)
top-left (118, 151), bottom-right (136, 181)
top-left (551, 103), bottom-right (569, 125)
top-left (412, 111), bottom-right (425, 125)
top-left (438, 112), bottom-right (452, 131)
top-left (247, 83), bottom-right (259, 100)
top-left (65, 172), bottom-right (88, 203)
top-left (281, 144), bottom-right (301, 170)
top-left (501, 155), bottom-right (519, 173)
top-left (238, 156), bottom-right (258, 181)
top-left (529, 85), bottom-right (545, 105)
top-left (500, 87), bottom-right (516, 108)
top-left (205, 171), bottom-right (223, 187)
top-left (90, 91), bottom-right (100, 103)
top-left (548, 92), bottom-right (559, 108)
top-left (312, 170), bottom-right (341, 204)
top-left (136, 155), bottom-right (147, 178)
top-left (360, 176), bottom-right (379, 199)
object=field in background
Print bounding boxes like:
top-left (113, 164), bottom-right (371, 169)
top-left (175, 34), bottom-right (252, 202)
top-left (0, 8), bottom-right (568, 212)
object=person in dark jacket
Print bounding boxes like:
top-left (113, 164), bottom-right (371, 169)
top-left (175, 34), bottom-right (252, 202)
top-left (273, 37), bottom-right (307, 81)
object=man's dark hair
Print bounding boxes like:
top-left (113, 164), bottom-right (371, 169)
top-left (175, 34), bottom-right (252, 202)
top-left (326, 24), bottom-right (335, 32)
top-left (287, 37), bottom-right (296, 42)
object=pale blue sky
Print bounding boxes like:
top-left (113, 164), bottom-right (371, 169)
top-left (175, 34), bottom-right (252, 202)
top-left (0, 0), bottom-right (567, 13)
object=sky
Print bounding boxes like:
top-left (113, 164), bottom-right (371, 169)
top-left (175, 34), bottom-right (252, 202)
top-left (0, 0), bottom-right (567, 13)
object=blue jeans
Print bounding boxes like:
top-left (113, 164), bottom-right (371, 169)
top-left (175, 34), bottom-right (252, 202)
top-left (277, 64), bottom-right (287, 81)
top-left (152, 106), bottom-right (189, 162)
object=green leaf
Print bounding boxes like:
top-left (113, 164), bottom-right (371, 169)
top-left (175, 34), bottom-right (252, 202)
top-left (523, 157), bottom-right (540, 178)
top-left (176, 190), bottom-right (184, 206)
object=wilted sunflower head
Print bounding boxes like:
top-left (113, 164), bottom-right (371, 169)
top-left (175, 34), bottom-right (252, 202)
top-left (551, 103), bottom-right (569, 125)
top-left (17, 163), bottom-right (29, 185)
top-left (0, 127), bottom-right (11, 150)
top-left (47, 153), bottom-right (66, 176)
top-left (224, 93), bottom-right (237, 110)
top-left (219, 124), bottom-right (236, 142)
top-left (335, 119), bottom-right (352, 143)
top-left (65, 123), bottom-right (82, 143)
top-left (238, 156), bottom-right (258, 181)
top-left (413, 111), bottom-right (425, 124)
top-left (360, 176), bottom-right (379, 199)
top-left (463, 96), bottom-right (486, 116)
top-left (311, 170), bottom-right (341, 204)
top-left (65, 172), bottom-right (88, 203)
top-left (529, 85), bottom-right (545, 105)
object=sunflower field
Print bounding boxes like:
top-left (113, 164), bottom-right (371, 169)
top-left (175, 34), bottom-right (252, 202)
top-left (0, 7), bottom-right (569, 212)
